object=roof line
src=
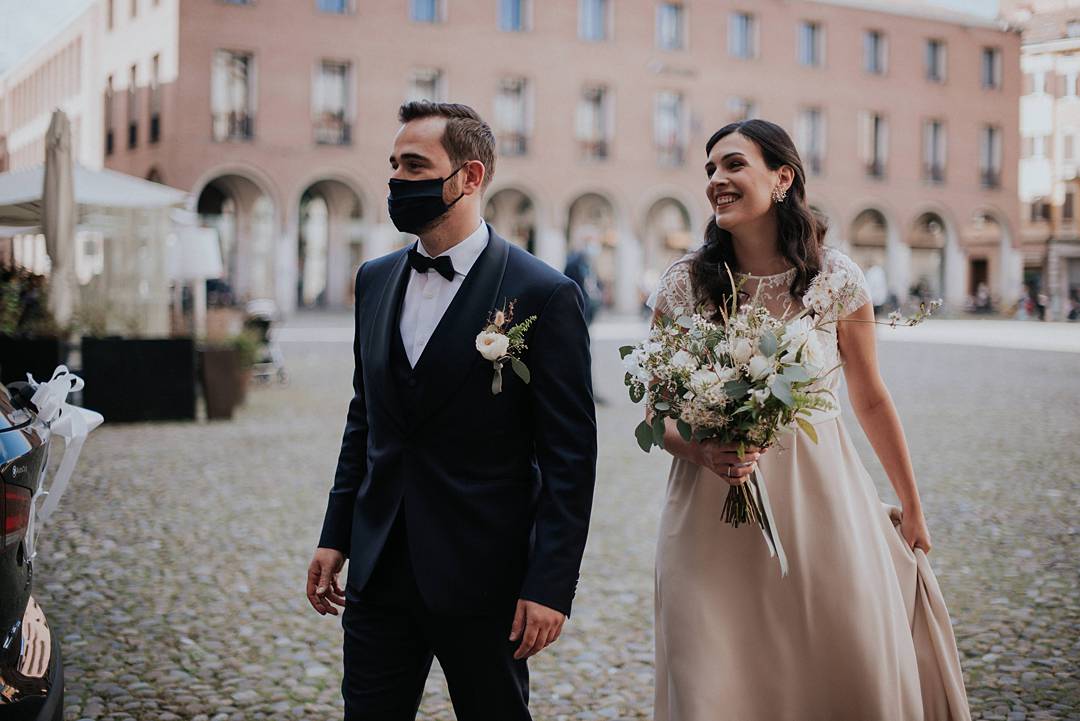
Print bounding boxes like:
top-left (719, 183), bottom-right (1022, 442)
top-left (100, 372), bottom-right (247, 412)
top-left (806, 0), bottom-right (1013, 31)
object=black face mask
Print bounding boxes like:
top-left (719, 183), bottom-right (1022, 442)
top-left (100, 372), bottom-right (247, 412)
top-left (387, 165), bottom-right (466, 235)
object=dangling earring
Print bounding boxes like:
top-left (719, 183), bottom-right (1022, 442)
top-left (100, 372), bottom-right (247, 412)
top-left (771, 185), bottom-right (788, 204)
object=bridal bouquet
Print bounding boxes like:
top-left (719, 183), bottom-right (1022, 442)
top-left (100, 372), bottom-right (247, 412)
top-left (622, 266), bottom-right (939, 576)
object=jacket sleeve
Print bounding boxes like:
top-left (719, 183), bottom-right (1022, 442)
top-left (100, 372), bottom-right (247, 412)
top-left (519, 279), bottom-right (598, 617)
top-left (317, 265), bottom-right (369, 557)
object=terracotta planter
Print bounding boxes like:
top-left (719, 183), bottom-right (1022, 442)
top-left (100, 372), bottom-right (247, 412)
top-left (198, 347), bottom-right (241, 420)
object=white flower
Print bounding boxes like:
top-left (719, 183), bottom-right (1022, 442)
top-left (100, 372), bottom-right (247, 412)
top-left (476, 331), bottom-right (510, 361)
top-left (729, 337), bottom-right (755, 365)
top-left (689, 369), bottom-right (720, 394)
top-left (748, 354), bottom-right (774, 380)
top-left (714, 365), bottom-right (737, 383)
top-left (800, 333), bottom-right (827, 376)
top-left (751, 388), bottom-right (771, 405)
top-left (782, 316), bottom-right (814, 347)
top-left (622, 350), bottom-right (651, 383)
top-left (643, 341), bottom-right (662, 355)
top-left (670, 350), bottom-right (699, 372)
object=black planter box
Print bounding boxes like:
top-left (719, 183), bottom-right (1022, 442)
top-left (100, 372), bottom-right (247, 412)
top-left (0, 336), bottom-right (65, 385)
top-left (80, 337), bottom-right (197, 422)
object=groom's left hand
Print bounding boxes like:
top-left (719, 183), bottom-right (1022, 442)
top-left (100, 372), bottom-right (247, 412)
top-left (509, 599), bottom-right (565, 660)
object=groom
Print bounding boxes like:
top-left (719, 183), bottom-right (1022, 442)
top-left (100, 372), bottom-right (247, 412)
top-left (306, 101), bottom-right (598, 721)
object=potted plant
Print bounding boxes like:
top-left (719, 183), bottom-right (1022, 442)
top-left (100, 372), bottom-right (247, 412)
top-left (0, 268), bottom-right (66, 385)
top-left (228, 329), bottom-right (260, 405)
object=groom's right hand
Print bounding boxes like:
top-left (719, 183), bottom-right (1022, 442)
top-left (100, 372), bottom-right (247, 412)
top-left (306, 548), bottom-right (346, 616)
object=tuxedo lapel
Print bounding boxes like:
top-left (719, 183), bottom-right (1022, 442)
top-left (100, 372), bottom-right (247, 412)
top-left (366, 250), bottom-right (411, 431)
top-left (411, 229), bottom-right (510, 425)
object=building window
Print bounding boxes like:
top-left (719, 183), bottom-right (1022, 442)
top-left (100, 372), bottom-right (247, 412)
top-left (1066, 134), bottom-right (1075, 162)
top-left (211, 50), bottom-right (255, 141)
top-left (149, 54), bottom-right (161, 143)
top-left (654, 91), bottom-right (686, 167)
top-left (859, 111), bottom-right (887, 178)
top-left (981, 47), bottom-right (1002, 89)
top-left (576, 85), bottom-right (610, 160)
top-left (105, 75), bottom-right (115, 155)
top-left (864, 30), bottom-right (886, 75)
top-left (499, 0), bottom-right (529, 31)
top-left (656, 3), bottom-right (685, 51)
top-left (1065, 189), bottom-right (1076, 222)
top-left (317, 0), bottom-right (350, 13)
top-left (107, 0), bottom-right (114, 30)
top-left (1033, 71), bottom-right (1046, 94)
top-left (923, 119), bottom-right (946, 184)
top-left (729, 11), bottom-right (756, 59)
top-left (925, 39), bottom-right (946, 83)
top-left (728, 96), bottom-right (755, 121)
top-left (798, 21), bottom-right (824, 68)
top-left (979, 125), bottom-right (1001, 189)
top-left (411, 0), bottom-right (442, 23)
top-left (313, 60), bottom-right (351, 145)
top-left (127, 64), bottom-right (138, 149)
top-left (796, 107), bottom-right (825, 175)
top-left (1069, 20), bottom-right (1080, 38)
top-left (130, 0), bottom-right (137, 19)
top-left (494, 77), bottom-right (529, 156)
top-left (579, 0), bottom-right (609, 42)
top-left (409, 68), bottom-right (444, 102)
top-left (1030, 198), bottom-right (1051, 223)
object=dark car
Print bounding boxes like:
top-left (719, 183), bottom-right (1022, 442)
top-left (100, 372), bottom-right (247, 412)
top-left (1, 370), bottom-right (102, 720)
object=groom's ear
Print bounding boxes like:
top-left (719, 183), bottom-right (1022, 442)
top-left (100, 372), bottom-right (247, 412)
top-left (461, 159), bottom-right (486, 196)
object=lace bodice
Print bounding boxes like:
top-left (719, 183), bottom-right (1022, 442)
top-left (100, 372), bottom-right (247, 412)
top-left (647, 247), bottom-right (871, 396)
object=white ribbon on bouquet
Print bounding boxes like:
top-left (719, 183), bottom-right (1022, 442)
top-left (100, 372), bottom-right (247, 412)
top-left (24, 365), bottom-right (104, 561)
top-left (748, 466), bottom-right (789, 577)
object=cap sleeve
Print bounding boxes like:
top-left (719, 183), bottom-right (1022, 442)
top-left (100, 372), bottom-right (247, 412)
top-left (824, 248), bottom-right (871, 317)
top-left (647, 257), bottom-right (695, 318)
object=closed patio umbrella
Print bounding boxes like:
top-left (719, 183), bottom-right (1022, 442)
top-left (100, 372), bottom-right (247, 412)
top-left (42, 110), bottom-right (76, 328)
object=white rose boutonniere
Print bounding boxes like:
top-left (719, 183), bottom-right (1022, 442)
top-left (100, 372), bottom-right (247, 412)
top-left (476, 300), bottom-right (537, 395)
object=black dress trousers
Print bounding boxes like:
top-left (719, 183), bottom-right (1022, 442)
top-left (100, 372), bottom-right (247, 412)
top-left (341, 509), bottom-right (531, 721)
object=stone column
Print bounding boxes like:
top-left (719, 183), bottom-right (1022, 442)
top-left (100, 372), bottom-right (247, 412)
top-left (885, 224), bottom-right (910, 305)
top-left (535, 225), bottom-right (567, 272)
top-left (943, 226), bottom-right (966, 308)
top-left (276, 204), bottom-right (299, 317)
top-left (614, 226), bottom-right (643, 314)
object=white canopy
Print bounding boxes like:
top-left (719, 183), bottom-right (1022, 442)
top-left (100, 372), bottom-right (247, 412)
top-left (0, 164), bottom-right (187, 227)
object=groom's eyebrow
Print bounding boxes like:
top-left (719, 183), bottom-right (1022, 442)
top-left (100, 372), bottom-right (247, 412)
top-left (390, 152), bottom-right (431, 167)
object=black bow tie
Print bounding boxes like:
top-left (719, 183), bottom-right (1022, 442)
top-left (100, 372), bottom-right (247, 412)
top-left (408, 248), bottom-right (456, 282)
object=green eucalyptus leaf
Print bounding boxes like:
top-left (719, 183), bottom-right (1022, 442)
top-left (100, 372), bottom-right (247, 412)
top-left (511, 357), bottom-right (531, 384)
top-left (677, 315), bottom-right (695, 329)
top-left (619, 345), bottom-right (635, 359)
top-left (676, 419), bottom-right (693, 442)
top-left (759, 329), bottom-right (778, 357)
top-left (796, 417), bottom-right (819, 444)
top-left (651, 414), bottom-right (667, 450)
top-left (724, 380), bottom-right (750, 398)
top-left (782, 365), bottom-right (810, 383)
top-left (629, 384), bottom-right (645, 404)
top-left (635, 420), bottom-right (654, 453)
top-left (769, 377), bottom-right (795, 407)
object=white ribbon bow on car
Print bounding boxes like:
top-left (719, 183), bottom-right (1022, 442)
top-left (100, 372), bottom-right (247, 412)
top-left (24, 365), bottom-right (104, 561)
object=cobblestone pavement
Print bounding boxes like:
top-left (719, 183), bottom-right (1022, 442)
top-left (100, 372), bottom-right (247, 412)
top-left (30, 318), bottom-right (1079, 721)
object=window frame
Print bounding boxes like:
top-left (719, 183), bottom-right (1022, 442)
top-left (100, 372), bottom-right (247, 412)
top-left (728, 11), bottom-right (757, 60)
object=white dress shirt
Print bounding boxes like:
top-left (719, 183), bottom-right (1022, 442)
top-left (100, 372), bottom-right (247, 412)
top-left (399, 221), bottom-right (489, 367)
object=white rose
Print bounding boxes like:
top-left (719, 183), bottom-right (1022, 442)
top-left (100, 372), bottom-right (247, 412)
top-left (670, 350), bottom-right (698, 372)
top-left (476, 331), bottom-right (510, 361)
top-left (729, 337), bottom-right (755, 365)
top-left (801, 334), bottom-right (826, 376)
top-left (714, 365), bottom-right (737, 383)
top-left (748, 354), bottom-right (774, 380)
top-left (751, 388), bottom-right (771, 405)
top-left (782, 316), bottom-right (814, 346)
top-left (690, 369), bottom-right (727, 396)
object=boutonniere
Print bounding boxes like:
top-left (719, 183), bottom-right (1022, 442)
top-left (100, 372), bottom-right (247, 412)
top-left (475, 299), bottom-right (536, 395)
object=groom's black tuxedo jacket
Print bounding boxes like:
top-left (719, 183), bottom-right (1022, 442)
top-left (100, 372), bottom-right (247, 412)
top-left (318, 227), bottom-right (597, 617)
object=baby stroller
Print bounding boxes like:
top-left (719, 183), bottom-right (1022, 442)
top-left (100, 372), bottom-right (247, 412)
top-left (244, 299), bottom-right (289, 385)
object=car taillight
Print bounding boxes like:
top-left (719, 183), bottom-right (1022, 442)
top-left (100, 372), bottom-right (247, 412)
top-left (2, 480), bottom-right (31, 550)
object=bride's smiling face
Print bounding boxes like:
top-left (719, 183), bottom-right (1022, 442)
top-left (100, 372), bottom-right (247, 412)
top-left (705, 132), bottom-right (788, 232)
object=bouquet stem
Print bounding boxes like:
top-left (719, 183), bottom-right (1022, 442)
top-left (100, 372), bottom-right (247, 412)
top-left (722, 477), bottom-right (764, 528)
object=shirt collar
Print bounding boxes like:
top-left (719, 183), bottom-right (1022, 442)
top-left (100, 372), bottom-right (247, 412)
top-left (416, 221), bottom-right (489, 278)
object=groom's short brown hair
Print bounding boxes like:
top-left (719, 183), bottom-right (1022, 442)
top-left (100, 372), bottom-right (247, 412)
top-left (398, 101), bottom-right (496, 190)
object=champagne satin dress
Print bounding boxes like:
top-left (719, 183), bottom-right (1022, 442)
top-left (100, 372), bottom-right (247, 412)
top-left (648, 248), bottom-right (971, 721)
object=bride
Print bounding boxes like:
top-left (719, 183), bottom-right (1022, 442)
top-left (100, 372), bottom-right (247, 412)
top-left (647, 119), bottom-right (971, 721)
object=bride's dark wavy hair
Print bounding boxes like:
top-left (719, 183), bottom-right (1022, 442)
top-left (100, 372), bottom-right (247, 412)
top-left (690, 119), bottom-right (825, 318)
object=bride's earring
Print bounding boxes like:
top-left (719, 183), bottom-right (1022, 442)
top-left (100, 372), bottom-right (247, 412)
top-left (771, 185), bottom-right (788, 204)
